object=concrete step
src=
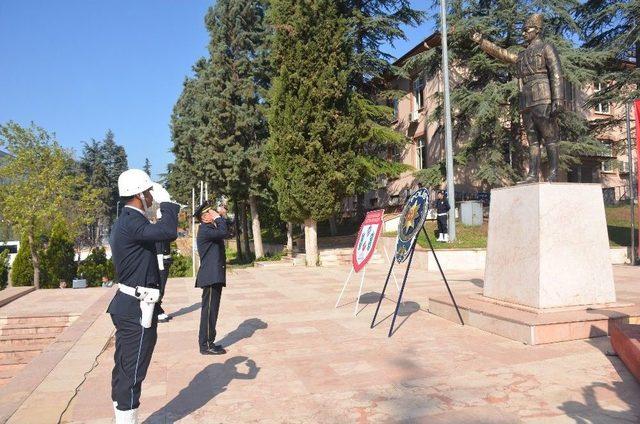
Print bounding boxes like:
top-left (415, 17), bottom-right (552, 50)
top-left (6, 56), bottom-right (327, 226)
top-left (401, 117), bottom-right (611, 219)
top-left (0, 314), bottom-right (78, 326)
top-left (0, 362), bottom-right (26, 378)
top-left (0, 322), bottom-right (67, 336)
top-left (0, 334), bottom-right (57, 348)
top-left (0, 347), bottom-right (41, 363)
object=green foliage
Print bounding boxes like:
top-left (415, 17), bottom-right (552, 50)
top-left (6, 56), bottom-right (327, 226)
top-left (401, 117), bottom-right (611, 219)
top-left (143, 158), bottom-right (151, 177)
top-left (168, 254), bottom-right (192, 278)
top-left (79, 130), bottom-right (128, 222)
top-left (171, 0), bottom-right (270, 202)
top-left (267, 0), bottom-right (362, 223)
top-left (43, 221), bottom-right (76, 288)
top-left (577, 0), bottom-right (639, 105)
top-left (11, 233), bottom-right (35, 287)
top-left (404, 1), bottom-right (605, 186)
top-left (77, 247), bottom-right (114, 287)
top-left (255, 250), bottom-right (284, 262)
top-left (0, 122), bottom-right (103, 288)
top-left (414, 163), bottom-right (446, 188)
top-left (343, 1), bottom-right (425, 194)
top-left (0, 250), bottom-right (9, 290)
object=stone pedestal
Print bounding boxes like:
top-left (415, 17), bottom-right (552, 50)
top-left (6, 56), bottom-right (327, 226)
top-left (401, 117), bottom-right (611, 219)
top-left (428, 183), bottom-right (624, 345)
top-left (483, 183), bottom-right (616, 308)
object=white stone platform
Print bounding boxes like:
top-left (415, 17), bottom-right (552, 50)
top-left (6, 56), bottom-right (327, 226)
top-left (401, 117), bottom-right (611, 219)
top-left (430, 183), bottom-right (625, 344)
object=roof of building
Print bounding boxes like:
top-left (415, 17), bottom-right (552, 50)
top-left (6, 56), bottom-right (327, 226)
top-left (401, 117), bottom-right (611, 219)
top-left (392, 32), bottom-right (441, 67)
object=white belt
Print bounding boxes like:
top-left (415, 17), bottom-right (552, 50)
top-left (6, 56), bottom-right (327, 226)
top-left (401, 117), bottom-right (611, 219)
top-left (437, 213), bottom-right (448, 216)
top-left (118, 284), bottom-right (138, 298)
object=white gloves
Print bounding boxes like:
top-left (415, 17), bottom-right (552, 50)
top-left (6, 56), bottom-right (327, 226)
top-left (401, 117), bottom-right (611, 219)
top-left (151, 183), bottom-right (172, 204)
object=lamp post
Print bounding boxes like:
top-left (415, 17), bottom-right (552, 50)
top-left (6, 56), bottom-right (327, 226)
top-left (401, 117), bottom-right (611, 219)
top-left (439, 0), bottom-right (456, 241)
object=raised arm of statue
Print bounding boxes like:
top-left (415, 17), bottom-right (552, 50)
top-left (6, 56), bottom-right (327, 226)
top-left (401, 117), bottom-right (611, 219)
top-left (471, 32), bottom-right (518, 64)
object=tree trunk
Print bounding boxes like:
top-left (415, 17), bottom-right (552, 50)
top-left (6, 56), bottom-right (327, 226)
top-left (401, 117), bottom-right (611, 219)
top-left (248, 195), bottom-right (264, 259)
top-left (233, 203), bottom-right (243, 262)
top-left (356, 193), bottom-right (365, 224)
top-left (28, 231), bottom-right (40, 289)
top-left (241, 202), bottom-right (251, 260)
top-left (286, 222), bottom-right (293, 254)
top-left (303, 218), bottom-right (318, 266)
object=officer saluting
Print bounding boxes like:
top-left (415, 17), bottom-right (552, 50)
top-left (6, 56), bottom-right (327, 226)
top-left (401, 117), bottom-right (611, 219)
top-left (194, 199), bottom-right (230, 355)
top-left (435, 190), bottom-right (451, 242)
top-left (108, 169), bottom-right (179, 423)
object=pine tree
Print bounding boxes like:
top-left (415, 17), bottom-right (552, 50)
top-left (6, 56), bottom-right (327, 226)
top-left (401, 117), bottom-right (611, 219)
top-left (171, 0), bottom-right (270, 261)
top-left (577, 0), bottom-right (639, 106)
top-left (11, 233), bottom-right (35, 287)
top-left (343, 1), bottom-right (425, 218)
top-left (143, 158), bottom-right (152, 176)
top-left (406, 1), bottom-right (605, 187)
top-left (268, 0), bottom-right (362, 265)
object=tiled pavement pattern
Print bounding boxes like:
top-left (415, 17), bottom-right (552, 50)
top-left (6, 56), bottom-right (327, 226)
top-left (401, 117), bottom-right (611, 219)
top-left (10, 264), bottom-right (640, 423)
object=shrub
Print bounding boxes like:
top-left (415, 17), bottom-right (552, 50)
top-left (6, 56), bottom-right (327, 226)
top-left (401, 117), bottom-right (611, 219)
top-left (42, 221), bottom-right (76, 288)
top-left (11, 233), bottom-right (34, 286)
top-left (77, 247), bottom-right (114, 287)
top-left (168, 243), bottom-right (192, 278)
top-left (0, 250), bottom-right (9, 290)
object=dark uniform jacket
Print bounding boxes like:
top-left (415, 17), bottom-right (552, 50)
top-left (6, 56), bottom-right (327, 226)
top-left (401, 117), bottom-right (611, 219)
top-left (435, 199), bottom-right (450, 214)
top-left (195, 217), bottom-right (228, 288)
top-left (107, 203), bottom-right (179, 317)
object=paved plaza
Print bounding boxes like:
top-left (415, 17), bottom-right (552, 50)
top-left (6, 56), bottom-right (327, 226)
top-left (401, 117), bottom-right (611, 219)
top-left (2, 264), bottom-right (640, 423)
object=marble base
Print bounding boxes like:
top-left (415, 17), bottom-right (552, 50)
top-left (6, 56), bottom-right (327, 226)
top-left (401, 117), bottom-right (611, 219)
top-left (429, 294), bottom-right (637, 345)
top-left (483, 183), bottom-right (616, 309)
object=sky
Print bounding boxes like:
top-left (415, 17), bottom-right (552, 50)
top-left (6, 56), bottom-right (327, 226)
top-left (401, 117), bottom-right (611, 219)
top-left (0, 1), bottom-right (437, 181)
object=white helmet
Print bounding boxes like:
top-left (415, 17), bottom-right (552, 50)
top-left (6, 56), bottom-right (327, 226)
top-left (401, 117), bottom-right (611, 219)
top-left (118, 169), bottom-right (153, 197)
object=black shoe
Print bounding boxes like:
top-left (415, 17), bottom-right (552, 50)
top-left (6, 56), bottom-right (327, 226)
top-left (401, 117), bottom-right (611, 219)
top-left (200, 345), bottom-right (227, 355)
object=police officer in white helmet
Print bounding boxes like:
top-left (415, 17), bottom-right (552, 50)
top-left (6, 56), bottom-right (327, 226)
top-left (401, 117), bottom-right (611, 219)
top-left (107, 169), bottom-right (179, 423)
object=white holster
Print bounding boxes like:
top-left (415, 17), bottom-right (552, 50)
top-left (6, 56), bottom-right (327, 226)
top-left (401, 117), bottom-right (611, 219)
top-left (118, 284), bottom-right (160, 328)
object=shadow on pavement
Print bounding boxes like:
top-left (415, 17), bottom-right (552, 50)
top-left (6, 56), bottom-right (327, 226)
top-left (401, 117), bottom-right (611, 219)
top-left (558, 326), bottom-right (640, 423)
top-left (144, 356), bottom-right (260, 423)
top-left (217, 318), bottom-right (268, 348)
top-left (169, 302), bottom-right (201, 319)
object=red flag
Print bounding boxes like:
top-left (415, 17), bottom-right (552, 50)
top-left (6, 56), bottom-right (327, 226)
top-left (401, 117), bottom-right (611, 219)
top-left (635, 100), bottom-right (640, 259)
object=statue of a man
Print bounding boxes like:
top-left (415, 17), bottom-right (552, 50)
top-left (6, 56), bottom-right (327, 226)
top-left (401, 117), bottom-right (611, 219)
top-left (471, 14), bottom-right (564, 182)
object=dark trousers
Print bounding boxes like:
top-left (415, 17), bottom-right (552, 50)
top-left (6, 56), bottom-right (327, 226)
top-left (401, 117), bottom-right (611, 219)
top-left (111, 314), bottom-right (158, 411)
top-left (437, 215), bottom-right (448, 234)
top-left (199, 284), bottom-right (223, 350)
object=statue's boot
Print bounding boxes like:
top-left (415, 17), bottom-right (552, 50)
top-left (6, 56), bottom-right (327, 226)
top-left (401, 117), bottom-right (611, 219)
top-left (546, 142), bottom-right (559, 182)
top-left (524, 144), bottom-right (540, 183)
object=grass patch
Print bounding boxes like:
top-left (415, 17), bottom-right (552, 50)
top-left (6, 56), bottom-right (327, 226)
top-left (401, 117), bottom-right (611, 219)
top-left (382, 204), bottom-right (638, 249)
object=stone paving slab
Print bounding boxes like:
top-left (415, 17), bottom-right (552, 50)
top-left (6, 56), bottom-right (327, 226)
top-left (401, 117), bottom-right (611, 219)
top-left (4, 265), bottom-right (640, 423)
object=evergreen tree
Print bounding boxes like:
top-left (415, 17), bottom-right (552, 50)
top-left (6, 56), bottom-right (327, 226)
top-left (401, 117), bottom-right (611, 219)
top-left (405, 1), bottom-right (605, 187)
top-left (11, 233), bottom-right (35, 287)
top-left (143, 158), bottom-right (152, 176)
top-left (44, 220), bottom-right (76, 288)
top-left (172, 0), bottom-right (270, 260)
top-left (577, 0), bottom-right (639, 107)
top-left (343, 1), bottom-right (425, 217)
top-left (268, 0), bottom-right (362, 265)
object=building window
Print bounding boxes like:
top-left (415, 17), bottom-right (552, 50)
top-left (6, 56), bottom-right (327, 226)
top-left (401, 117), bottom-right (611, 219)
top-left (416, 138), bottom-right (424, 169)
top-left (563, 80), bottom-right (575, 111)
top-left (601, 141), bottom-right (615, 172)
top-left (412, 79), bottom-right (425, 111)
top-left (594, 82), bottom-right (611, 114)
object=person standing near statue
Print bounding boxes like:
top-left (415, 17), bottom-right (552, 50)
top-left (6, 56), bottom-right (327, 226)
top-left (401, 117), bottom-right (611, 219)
top-left (194, 199), bottom-right (230, 355)
top-left (108, 170), bottom-right (179, 423)
top-left (435, 190), bottom-right (451, 242)
top-left (471, 13), bottom-right (564, 182)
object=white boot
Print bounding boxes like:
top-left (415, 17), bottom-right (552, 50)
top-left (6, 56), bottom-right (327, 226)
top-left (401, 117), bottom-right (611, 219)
top-left (114, 406), bottom-right (138, 424)
top-left (437, 233), bottom-right (443, 242)
top-left (444, 234), bottom-right (449, 243)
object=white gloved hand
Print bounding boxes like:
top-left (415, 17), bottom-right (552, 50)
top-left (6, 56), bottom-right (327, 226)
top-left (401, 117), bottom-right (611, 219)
top-left (151, 182), bottom-right (172, 204)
